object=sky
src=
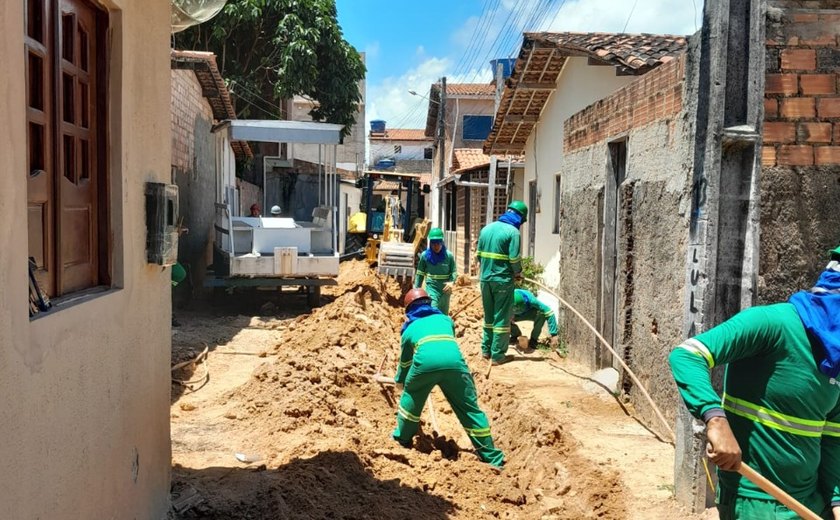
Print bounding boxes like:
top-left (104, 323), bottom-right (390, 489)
top-left (334, 0), bottom-right (704, 133)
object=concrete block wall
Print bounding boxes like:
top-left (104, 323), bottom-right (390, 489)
top-left (759, 1), bottom-right (840, 303)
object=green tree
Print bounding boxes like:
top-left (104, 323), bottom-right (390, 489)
top-left (176, 0), bottom-right (365, 135)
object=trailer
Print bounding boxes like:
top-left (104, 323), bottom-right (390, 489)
top-left (205, 120), bottom-right (344, 306)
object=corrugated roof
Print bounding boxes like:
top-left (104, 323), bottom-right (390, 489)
top-left (171, 50), bottom-right (252, 159)
top-left (368, 128), bottom-right (432, 141)
top-left (424, 82), bottom-right (498, 137)
top-left (484, 32), bottom-right (687, 154)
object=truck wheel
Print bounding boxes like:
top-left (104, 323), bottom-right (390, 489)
top-left (307, 285), bottom-right (322, 307)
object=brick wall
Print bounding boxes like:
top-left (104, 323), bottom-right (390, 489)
top-left (763, 8), bottom-right (840, 166)
top-left (171, 69), bottom-right (213, 172)
top-left (564, 55), bottom-right (685, 152)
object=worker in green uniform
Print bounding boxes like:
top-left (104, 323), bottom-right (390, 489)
top-left (415, 227), bottom-right (457, 314)
top-left (392, 288), bottom-right (505, 468)
top-left (510, 288), bottom-right (560, 351)
top-left (476, 200), bottom-right (527, 365)
top-left (669, 246), bottom-right (840, 520)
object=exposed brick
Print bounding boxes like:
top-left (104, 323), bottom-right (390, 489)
top-left (765, 122), bottom-right (796, 143)
top-left (781, 49), bottom-right (816, 70)
top-left (766, 74), bottom-right (798, 95)
top-left (779, 145), bottom-right (814, 165)
top-left (835, 123), bottom-right (840, 144)
top-left (765, 98), bottom-right (779, 118)
top-left (797, 122), bottom-right (832, 143)
top-left (761, 146), bottom-right (777, 167)
top-left (800, 74), bottom-right (837, 95)
top-left (815, 146), bottom-right (840, 165)
top-left (792, 12), bottom-right (818, 23)
top-left (781, 97), bottom-right (816, 118)
top-left (817, 98), bottom-right (840, 118)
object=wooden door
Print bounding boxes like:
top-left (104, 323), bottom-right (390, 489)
top-left (57, 0), bottom-right (99, 293)
top-left (26, 0), bottom-right (56, 295)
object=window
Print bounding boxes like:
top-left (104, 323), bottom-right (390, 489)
top-left (423, 147), bottom-right (433, 160)
top-left (462, 115), bottom-right (493, 141)
top-left (553, 174), bottom-right (561, 234)
top-left (394, 145), bottom-right (402, 155)
top-left (25, 0), bottom-right (109, 298)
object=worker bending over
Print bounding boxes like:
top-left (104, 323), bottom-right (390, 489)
top-left (415, 227), bottom-right (457, 314)
top-left (669, 246), bottom-right (840, 520)
top-left (392, 288), bottom-right (505, 468)
top-left (510, 288), bottom-right (560, 351)
top-left (476, 201), bottom-right (527, 365)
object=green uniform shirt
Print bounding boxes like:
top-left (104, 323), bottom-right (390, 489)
top-left (669, 303), bottom-right (840, 508)
top-left (513, 289), bottom-right (558, 336)
top-left (415, 250), bottom-right (457, 289)
top-left (476, 221), bottom-right (521, 282)
top-left (395, 313), bottom-right (469, 384)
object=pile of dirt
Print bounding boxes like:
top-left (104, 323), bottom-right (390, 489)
top-left (173, 261), bottom-right (628, 519)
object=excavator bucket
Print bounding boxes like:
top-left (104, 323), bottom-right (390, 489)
top-left (377, 241), bottom-right (416, 279)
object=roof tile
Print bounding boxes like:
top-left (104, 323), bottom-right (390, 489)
top-left (369, 128), bottom-right (432, 141)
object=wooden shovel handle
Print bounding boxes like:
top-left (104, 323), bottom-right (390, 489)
top-left (737, 463), bottom-right (821, 520)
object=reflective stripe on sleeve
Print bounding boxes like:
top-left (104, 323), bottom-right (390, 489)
top-left (824, 421), bottom-right (840, 438)
top-left (676, 338), bottom-right (715, 368)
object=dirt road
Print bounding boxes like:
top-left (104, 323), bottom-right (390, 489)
top-left (169, 261), bottom-right (702, 519)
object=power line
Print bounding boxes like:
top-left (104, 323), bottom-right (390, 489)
top-left (622, 0), bottom-right (639, 33)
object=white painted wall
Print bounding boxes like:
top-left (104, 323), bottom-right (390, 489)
top-left (369, 139), bottom-right (432, 164)
top-left (523, 58), bottom-right (636, 289)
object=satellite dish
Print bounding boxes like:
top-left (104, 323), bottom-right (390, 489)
top-left (171, 0), bottom-right (228, 33)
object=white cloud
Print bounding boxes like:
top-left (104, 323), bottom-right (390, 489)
top-left (365, 56), bottom-right (451, 166)
top-left (545, 0), bottom-right (702, 35)
top-left (363, 0), bottom-right (704, 164)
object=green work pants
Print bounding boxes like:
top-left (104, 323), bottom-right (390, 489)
top-left (480, 281), bottom-right (514, 361)
top-left (717, 485), bottom-right (827, 520)
top-left (511, 308), bottom-right (545, 342)
top-left (426, 281), bottom-right (451, 315)
top-left (392, 369), bottom-right (504, 467)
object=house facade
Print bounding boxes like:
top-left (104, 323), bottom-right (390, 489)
top-left (368, 127), bottom-right (434, 166)
top-left (3, 0), bottom-right (175, 518)
top-left (425, 82), bottom-right (497, 225)
top-left (439, 149), bottom-right (524, 275)
top-left (291, 52), bottom-right (366, 175)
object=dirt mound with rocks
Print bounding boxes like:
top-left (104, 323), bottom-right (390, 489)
top-left (173, 261), bottom-right (627, 519)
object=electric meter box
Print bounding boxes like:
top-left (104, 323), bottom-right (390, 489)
top-left (145, 182), bottom-right (179, 266)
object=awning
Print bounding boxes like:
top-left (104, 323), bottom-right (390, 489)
top-left (217, 120), bottom-right (344, 144)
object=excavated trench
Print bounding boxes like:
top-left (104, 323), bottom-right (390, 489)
top-left (171, 261), bottom-right (629, 519)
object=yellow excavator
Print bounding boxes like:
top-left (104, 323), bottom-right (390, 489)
top-left (345, 172), bottom-right (430, 280)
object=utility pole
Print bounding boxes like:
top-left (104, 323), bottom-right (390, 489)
top-left (437, 77), bottom-right (446, 226)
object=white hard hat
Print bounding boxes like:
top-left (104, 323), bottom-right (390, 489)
top-left (270, 205), bottom-right (282, 215)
